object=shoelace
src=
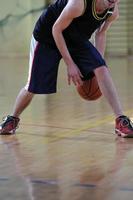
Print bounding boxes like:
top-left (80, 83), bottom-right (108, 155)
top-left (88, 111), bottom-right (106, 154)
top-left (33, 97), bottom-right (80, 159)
top-left (120, 117), bottom-right (133, 129)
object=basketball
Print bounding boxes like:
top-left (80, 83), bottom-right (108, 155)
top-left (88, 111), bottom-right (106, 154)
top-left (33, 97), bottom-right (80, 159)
top-left (76, 76), bottom-right (102, 101)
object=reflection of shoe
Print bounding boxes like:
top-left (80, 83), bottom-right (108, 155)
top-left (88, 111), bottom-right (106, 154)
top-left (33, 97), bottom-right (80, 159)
top-left (115, 137), bottom-right (133, 152)
top-left (0, 115), bottom-right (20, 135)
top-left (115, 116), bottom-right (133, 138)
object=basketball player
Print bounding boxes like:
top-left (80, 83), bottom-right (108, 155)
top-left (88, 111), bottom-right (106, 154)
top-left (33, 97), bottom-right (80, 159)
top-left (1, 0), bottom-right (133, 138)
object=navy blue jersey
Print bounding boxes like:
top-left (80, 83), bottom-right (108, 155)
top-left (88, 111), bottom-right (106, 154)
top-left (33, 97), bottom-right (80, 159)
top-left (33, 0), bottom-right (114, 48)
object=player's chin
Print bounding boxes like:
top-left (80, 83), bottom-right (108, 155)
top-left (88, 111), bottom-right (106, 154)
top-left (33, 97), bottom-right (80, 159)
top-left (108, 3), bottom-right (115, 8)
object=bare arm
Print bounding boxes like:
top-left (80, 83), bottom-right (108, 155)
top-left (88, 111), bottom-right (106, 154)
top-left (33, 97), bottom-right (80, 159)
top-left (52, 0), bottom-right (85, 86)
top-left (95, 4), bottom-right (119, 57)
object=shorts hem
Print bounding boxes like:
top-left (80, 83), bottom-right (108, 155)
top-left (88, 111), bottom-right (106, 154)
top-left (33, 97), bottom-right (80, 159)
top-left (28, 89), bottom-right (57, 95)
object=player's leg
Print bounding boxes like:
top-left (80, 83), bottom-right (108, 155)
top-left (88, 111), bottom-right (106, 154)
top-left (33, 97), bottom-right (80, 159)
top-left (12, 88), bottom-right (34, 118)
top-left (71, 41), bottom-right (133, 138)
top-left (0, 36), bottom-right (61, 134)
top-left (94, 66), bottom-right (133, 138)
top-left (0, 89), bottom-right (34, 135)
top-left (0, 36), bottom-right (37, 134)
top-left (94, 66), bottom-right (123, 117)
top-left (72, 41), bottom-right (123, 117)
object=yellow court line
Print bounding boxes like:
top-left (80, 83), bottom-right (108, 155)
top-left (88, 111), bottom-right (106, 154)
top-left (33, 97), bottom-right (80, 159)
top-left (47, 109), bottom-right (133, 142)
top-left (40, 115), bottom-right (114, 143)
top-left (52, 115), bottom-right (113, 138)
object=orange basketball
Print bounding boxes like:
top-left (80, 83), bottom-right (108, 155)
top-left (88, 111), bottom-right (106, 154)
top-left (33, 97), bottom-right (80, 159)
top-left (76, 76), bottom-right (102, 101)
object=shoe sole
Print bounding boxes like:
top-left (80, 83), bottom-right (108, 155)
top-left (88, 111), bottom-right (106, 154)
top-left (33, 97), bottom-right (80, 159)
top-left (0, 128), bottom-right (16, 135)
top-left (115, 129), bottom-right (133, 138)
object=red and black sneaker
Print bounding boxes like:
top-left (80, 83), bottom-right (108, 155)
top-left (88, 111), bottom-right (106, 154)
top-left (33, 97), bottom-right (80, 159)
top-left (0, 115), bottom-right (20, 135)
top-left (115, 116), bottom-right (133, 138)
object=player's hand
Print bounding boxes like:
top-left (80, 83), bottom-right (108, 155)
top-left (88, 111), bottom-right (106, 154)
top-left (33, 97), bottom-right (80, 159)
top-left (67, 63), bottom-right (83, 86)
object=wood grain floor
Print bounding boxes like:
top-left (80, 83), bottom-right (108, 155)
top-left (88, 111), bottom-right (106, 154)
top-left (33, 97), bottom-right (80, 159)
top-left (0, 56), bottom-right (133, 200)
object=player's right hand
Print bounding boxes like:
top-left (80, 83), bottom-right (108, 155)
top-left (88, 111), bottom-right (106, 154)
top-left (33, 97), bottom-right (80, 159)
top-left (67, 63), bottom-right (83, 86)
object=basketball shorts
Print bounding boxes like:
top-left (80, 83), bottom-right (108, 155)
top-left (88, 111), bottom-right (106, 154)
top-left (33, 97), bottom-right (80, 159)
top-left (25, 35), bottom-right (106, 94)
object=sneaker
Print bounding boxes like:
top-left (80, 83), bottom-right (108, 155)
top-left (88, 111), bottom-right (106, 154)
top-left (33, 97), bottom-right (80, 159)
top-left (0, 115), bottom-right (20, 135)
top-left (115, 116), bottom-right (133, 138)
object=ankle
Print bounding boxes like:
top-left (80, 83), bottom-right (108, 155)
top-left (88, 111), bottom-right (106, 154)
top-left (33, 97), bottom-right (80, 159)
top-left (116, 115), bottom-right (126, 120)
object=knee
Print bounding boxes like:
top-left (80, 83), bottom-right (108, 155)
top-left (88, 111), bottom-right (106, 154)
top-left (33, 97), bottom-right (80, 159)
top-left (94, 66), bottom-right (109, 80)
top-left (23, 88), bottom-right (35, 97)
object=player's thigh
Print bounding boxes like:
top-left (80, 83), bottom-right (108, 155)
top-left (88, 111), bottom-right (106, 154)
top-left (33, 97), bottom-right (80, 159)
top-left (26, 41), bottom-right (62, 94)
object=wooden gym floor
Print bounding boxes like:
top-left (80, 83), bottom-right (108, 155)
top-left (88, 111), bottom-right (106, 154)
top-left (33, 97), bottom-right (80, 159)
top-left (0, 56), bottom-right (133, 200)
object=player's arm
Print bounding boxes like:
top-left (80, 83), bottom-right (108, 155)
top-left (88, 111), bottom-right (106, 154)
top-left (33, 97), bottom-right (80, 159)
top-left (95, 4), bottom-right (119, 57)
top-left (52, 0), bottom-right (85, 86)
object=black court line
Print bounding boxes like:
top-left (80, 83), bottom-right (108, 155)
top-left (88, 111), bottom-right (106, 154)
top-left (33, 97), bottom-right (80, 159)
top-left (0, 177), bottom-right (132, 192)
